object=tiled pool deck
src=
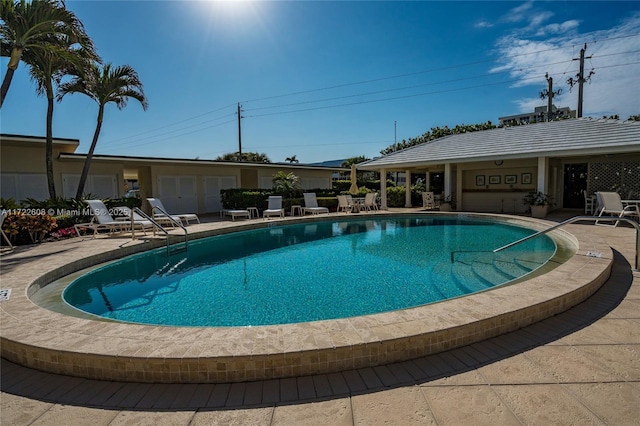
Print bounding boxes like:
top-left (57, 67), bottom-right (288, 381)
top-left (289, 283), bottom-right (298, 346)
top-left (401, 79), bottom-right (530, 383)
top-left (1, 210), bottom-right (639, 425)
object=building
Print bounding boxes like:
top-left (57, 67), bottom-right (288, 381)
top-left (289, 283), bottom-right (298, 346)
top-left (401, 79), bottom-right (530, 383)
top-left (357, 118), bottom-right (640, 212)
top-left (499, 105), bottom-right (576, 126)
top-left (0, 134), bottom-right (344, 214)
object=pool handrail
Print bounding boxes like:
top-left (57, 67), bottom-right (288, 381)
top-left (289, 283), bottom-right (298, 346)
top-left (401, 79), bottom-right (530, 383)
top-left (493, 215), bottom-right (639, 271)
top-left (130, 207), bottom-right (189, 256)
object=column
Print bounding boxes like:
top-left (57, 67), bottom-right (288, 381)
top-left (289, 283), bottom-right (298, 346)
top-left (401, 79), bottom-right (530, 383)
top-left (537, 157), bottom-right (547, 193)
top-left (405, 169), bottom-right (412, 207)
top-left (380, 168), bottom-right (387, 210)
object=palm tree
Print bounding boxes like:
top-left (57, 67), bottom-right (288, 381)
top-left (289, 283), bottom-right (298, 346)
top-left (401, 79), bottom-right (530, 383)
top-left (25, 32), bottom-right (96, 198)
top-left (285, 155), bottom-right (299, 164)
top-left (0, 0), bottom-right (91, 108)
top-left (58, 62), bottom-right (148, 199)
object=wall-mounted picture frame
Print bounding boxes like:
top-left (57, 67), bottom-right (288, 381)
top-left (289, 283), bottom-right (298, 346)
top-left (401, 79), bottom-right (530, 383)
top-left (521, 173), bottom-right (532, 185)
top-left (489, 175), bottom-right (501, 184)
top-left (476, 175), bottom-right (485, 186)
top-left (505, 175), bottom-right (517, 184)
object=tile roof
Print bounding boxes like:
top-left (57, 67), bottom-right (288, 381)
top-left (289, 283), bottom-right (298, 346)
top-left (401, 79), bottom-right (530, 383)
top-left (358, 118), bottom-right (640, 169)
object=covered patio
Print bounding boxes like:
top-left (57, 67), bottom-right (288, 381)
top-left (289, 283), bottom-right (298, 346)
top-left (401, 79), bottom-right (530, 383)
top-left (357, 118), bottom-right (640, 213)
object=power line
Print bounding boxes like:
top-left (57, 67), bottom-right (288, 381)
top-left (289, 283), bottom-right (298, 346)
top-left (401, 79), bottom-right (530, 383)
top-left (241, 32), bottom-right (639, 104)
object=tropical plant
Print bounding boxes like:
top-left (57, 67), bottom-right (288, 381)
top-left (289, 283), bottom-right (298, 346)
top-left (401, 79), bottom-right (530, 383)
top-left (216, 151), bottom-right (271, 163)
top-left (0, 0), bottom-right (93, 108)
top-left (523, 191), bottom-right (553, 207)
top-left (57, 62), bottom-right (148, 199)
top-left (272, 171), bottom-right (300, 199)
top-left (285, 155), bottom-right (299, 163)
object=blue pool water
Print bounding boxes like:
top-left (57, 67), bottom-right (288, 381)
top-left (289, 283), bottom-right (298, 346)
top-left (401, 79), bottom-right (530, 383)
top-left (63, 216), bottom-right (556, 327)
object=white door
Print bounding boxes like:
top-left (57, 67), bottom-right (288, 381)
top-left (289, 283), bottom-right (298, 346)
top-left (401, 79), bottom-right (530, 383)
top-left (157, 176), bottom-right (198, 214)
top-left (62, 174), bottom-right (117, 199)
top-left (204, 176), bottom-right (236, 212)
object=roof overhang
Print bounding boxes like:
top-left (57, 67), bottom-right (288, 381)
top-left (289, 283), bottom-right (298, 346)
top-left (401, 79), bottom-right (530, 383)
top-left (58, 153), bottom-right (346, 171)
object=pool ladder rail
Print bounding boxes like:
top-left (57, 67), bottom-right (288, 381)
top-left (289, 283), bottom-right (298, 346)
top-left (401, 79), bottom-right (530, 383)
top-left (130, 207), bottom-right (189, 256)
top-left (451, 216), bottom-right (639, 272)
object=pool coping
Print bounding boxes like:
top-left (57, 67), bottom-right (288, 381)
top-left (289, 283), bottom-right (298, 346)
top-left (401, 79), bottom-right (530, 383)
top-left (0, 212), bottom-right (613, 383)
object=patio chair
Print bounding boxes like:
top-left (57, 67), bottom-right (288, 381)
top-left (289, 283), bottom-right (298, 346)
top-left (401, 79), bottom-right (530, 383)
top-left (583, 190), bottom-right (597, 215)
top-left (147, 198), bottom-right (200, 225)
top-left (302, 193), bottom-right (329, 215)
top-left (595, 191), bottom-right (640, 227)
top-left (346, 195), bottom-right (363, 212)
top-left (263, 196), bottom-right (285, 219)
top-left (362, 192), bottom-right (379, 211)
top-left (422, 192), bottom-right (435, 210)
top-left (1, 210), bottom-right (14, 249)
top-left (336, 195), bottom-right (351, 213)
top-left (75, 200), bottom-right (129, 238)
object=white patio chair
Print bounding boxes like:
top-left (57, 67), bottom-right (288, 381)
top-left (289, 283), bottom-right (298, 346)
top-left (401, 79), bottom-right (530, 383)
top-left (302, 193), bottom-right (329, 215)
top-left (263, 196), bottom-right (285, 219)
top-left (583, 190), bottom-right (597, 215)
top-left (336, 195), bottom-right (351, 213)
top-left (362, 192), bottom-right (379, 211)
top-left (595, 191), bottom-right (640, 227)
top-left (422, 191), bottom-right (435, 210)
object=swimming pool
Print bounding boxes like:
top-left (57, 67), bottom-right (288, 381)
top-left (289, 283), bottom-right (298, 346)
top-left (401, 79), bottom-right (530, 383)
top-left (63, 216), bottom-right (556, 327)
top-left (6, 212), bottom-right (612, 383)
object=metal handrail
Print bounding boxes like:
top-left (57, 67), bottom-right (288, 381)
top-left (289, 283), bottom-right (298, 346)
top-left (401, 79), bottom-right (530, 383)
top-left (493, 216), bottom-right (639, 271)
top-left (130, 207), bottom-right (188, 256)
top-left (149, 205), bottom-right (189, 244)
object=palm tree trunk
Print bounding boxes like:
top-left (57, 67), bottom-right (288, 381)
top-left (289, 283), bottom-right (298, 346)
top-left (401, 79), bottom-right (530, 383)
top-left (75, 105), bottom-right (104, 200)
top-left (45, 93), bottom-right (56, 199)
top-left (0, 48), bottom-right (22, 109)
top-left (0, 68), bottom-right (16, 109)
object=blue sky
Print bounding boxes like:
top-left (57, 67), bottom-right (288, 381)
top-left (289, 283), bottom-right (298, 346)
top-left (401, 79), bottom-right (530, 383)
top-left (2, 1), bottom-right (639, 163)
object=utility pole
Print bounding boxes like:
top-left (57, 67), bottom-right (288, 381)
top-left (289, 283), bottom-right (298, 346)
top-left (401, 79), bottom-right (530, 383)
top-left (540, 73), bottom-right (561, 121)
top-left (394, 120), bottom-right (397, 143)
top-left (567, 43), bottom-right (594, 118)
top-left (237, 103), bottom-right (243, 161)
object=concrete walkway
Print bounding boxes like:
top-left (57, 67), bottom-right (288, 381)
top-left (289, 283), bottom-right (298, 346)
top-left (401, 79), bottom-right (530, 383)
top-left (1, 213), bottom-right (639, 425)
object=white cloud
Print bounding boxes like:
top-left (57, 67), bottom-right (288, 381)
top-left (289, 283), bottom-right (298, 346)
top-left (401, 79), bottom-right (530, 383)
top-left (503, 1), bottom-right (534, 23)
top-left (492, 12), bottom-right (640, 119)
top-left (535, 20), bottom-right (580, 37)
top-left (475, 20), bottom-right (494, 29)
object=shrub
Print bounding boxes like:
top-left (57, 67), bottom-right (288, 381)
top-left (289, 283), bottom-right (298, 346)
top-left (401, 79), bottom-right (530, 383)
top-left (2, 211), bottom-right (57, 244)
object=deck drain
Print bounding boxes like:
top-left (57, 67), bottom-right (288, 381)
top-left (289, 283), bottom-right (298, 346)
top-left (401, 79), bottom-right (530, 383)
top-left (0, 289), bottom-right (12, 301)
top-left (586, 251), bottom-right (602, 258)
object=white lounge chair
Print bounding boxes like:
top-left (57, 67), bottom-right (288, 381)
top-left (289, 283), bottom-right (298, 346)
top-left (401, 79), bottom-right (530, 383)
top-left (303, 193), bottom-right (329, 215)
top-left (263, 196), bottom-right (284, 219)
top-left (222, 209), bottom-right (251, 221)
top-left (75, 200), bottom-right (129, 238)
top-left (147, 198), bottom-right (200, 225)
top-left (115, 206), bottom-right (159, 235)
top-left (595, 191), bottom-right (640, 227)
